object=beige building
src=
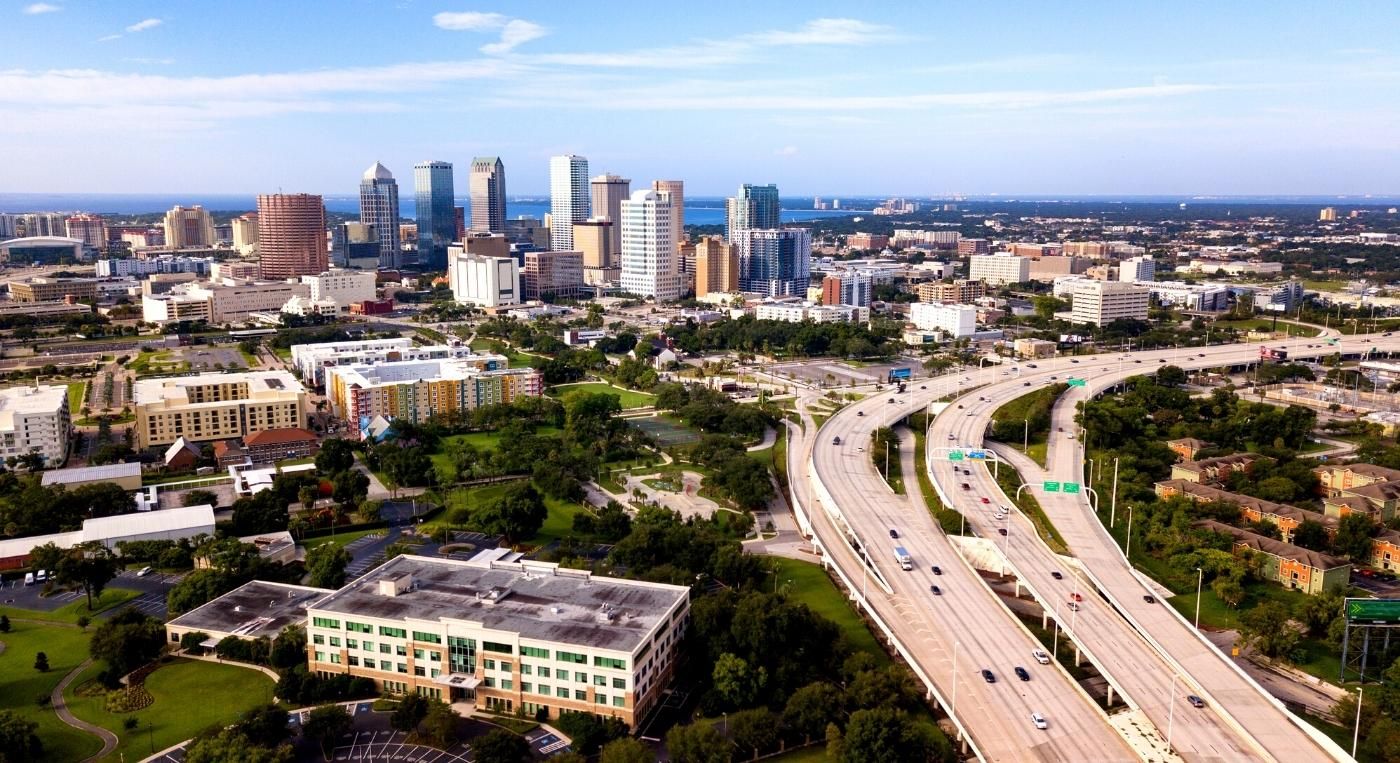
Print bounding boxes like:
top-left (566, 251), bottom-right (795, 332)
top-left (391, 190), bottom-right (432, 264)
top-left (305, 555), bottom-right (690, 725)
top-left (693, 236), bottom-right (738, 298)
top-left (1069, 280), bottom-right (1149, 325)
top-left (0, 385), bottom-right (70, 466)
top-left (461, 232), bottom-right (510, 260)
top-left (301, 269), bottom-right (377, 310)
top-left (9, 277), bottom-right (97, 303)
top-left (1013, 338), bottom-right (1057, 359)
top-left (163, 205), bottom-right (217, 249)
top-left (211, 261), bottom-right (262, 280)
top-left (142, 279), bottom-right (312, 324)
top-left (968, 254), bottom-right (1030, 286)
top-left (231, 213), bottom-right (259, 255)
top-left (573, 219), bottom-right (615, 285)
top-left (590, 174), bottom-right (630, 255)
top-left (521, 251), bottom-right (585, 300)
top-left (134, 370), bottom-right (308, 450)
top-left (651, 180), bottom-right (685, 251)
top-left (917, 279), bottom-right (984, 304)
top-left (1028, 255), bottom-right (1092, 282)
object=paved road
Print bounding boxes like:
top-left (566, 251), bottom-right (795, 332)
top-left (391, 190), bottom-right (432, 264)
top-left (52, 657), bottom-right (118, 762)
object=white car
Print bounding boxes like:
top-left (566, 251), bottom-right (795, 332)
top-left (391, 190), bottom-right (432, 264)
top-left (1032, 649), bottom-right (1051, 664)
top-left (137, 566), bottom-right (152, 577)
top-left (1031, 713), bottom-right (1048, 730)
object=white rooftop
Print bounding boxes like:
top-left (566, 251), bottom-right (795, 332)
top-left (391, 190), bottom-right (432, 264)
top-left (133, 370), bottom-right (304, 406)
top-left (0, 385), bottom-right (67, 428)
top-left (41, 462), bottom-right (142, 486)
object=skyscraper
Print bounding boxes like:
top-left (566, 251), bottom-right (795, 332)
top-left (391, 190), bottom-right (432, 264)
top-left (469, 157), bottom-right (506, 234)
top-left (725, 184), bottom-right (780, 241)
top-left (620, 189), bottom-right (680, 302)
top-left (414, 160), bottom-right (455, 271)
top-left (735, 228), bottom-right (811, 297)
top-left (257, 194), bottom-right (327, 280)
top-left (359, 162), bottom-right (401, 269)
top-left (163, 205), bottom-right (216, 249)
top-left (652, 180), bottom-right (685, 251)
top-left (65, 214), bottom-right (107, 250)
top-left (549, 155), bottom-right (590, 251)
top-left (590, 174), bottom-right (630, 255)
top-left (694, 236), bottom-right (738, 298)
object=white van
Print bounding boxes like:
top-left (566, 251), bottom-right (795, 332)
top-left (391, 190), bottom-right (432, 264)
top-left (35, 569), bottom-right (47, 582)
top-left (23, 572), bottom-right (34, 586)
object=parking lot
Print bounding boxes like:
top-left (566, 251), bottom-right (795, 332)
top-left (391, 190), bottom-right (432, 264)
top-left (330, 729), bottom-right (474, 762)
top-left (0, 567), bottom-right (181, 619)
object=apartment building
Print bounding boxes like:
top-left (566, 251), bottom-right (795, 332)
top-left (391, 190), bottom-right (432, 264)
top-left (909, 301), bottom-right (977, 338)
top-left (1068, 280), bottom-right (1149, 325)
top-left (0, 385), bottom-right (70, 466)
top-left (304, 555), bottom-right (690, 725)
top-left (968, 254), bottom-right (1029, 286)
top-left (134, 370), bottom-right (308, 450)
top-left (1197, 520), bottom-right (1349, 595)
top-left (753, 302), bottom-right (868, 323)
top-left (1169, 454), bottom-right (1266, 486)
top-left (1324, 481), bottom-right (1400, 522)
top-left (957, 238), bottom-right (990, 256)
top-left (290, 338), bottom-right (504, 387)
top-left (820, 272), bottom-right (872, 307)
top-left (1313, 464), bottom-right (1400, 498)
top-left (326, 358), bottom-right (541, 427)
top-left (916, 279), bottom-right (984, 304)
top-left (1154, 480), bottom-right (1336, 543)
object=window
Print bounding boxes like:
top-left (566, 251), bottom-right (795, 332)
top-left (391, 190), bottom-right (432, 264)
top-left (594, 656), bottom-right (626, 670)
top-left (413, 649), bottom-right (424, 660)
top-left (412, 631), bottom-right (442, 644)
top-left (329, 637), bottom-right (341, 647)
top-left (396, 645), bottom-right (407, 657)
top-left (380, 660), bottom-right (393, 671)
top-left (346, 621), bottom-right (373, 634)
top-left (315, 651), bottom-right (325, 662)
top-left (501, 679), bottom-right (513, 691)
top-left (500, 661), bottom-right (512, 672)
top-left (397, 663), bottom-right (407, 674)
top-left (430, 669), bottom-right (441, 678)
top-left (482, 641), bottom-right (513, 654)
top-left (414, 666), bottom-right (425, 677)
top-left (313, 634), bottom-right (325, 645)
top-left (522, 682), bottom-right (533, 693)
top-left (538, 667), bottom-right (550, 678)
top-left (484, 678), bottom-right (495, 688)
top-left (347, 639), bottom-right (358, 650)
top-left (613, 696), bottom-right (625, 708)
top-left (574, 690), bottom-right (586, 701)
top-left (574, 672), bottom-right (587, 683)
top-left (380, 644), bottom-right (392, 654)
top-left (429, 652), bottom-right (441, 662)
top-left (593, 675), bottom-right (606, 686)
top-left (595, 694), bottom-right (607, 705)
top-left (612, 678), bottom-right (625, 689)
top-left (555, 650), bottom-right (586, 664)
top-left (521, 646), bottom-right (550, 659)
top-left (330, 654), bottom-right (341, 664)
top-left (379, 626), bottom-right (407, 638)
top-left (448, 636), bottom-right (475, 675)
top-left (312, 617), bottom-right (341, 629)
top-left (538, 684), bottom-right (551, 696)
top-left (348, 656), bottom-right (360, 667)
top-left (484, 659), bottom-right (496, 670)
top-left (556, 687), bottom-right (569, 699)
top-left (521, 665), bottom-right (532, 676)
top-left (363, 642), bottom-right (374, 652)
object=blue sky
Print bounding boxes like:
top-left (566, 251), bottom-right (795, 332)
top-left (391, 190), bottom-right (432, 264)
top-left (4, 1), bottom-right (1399, 196)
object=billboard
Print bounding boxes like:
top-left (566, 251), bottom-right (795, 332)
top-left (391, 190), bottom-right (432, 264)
top-left (888, 368), bottom-right (912, 382)
top-left (1345, 598), bottom-right (1400, 625)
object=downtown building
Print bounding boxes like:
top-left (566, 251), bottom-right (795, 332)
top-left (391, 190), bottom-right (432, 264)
top-left (414, 161), bottom-right (455, 271)
top-left (590, 174), bottom-right (630, 255)
top-left (360, 162), bottom-right (402, 269)
top-left (1069, 280), bottom-right (1150, 326)
top-left (326, 357), bottom-right (542, 426)
top-left (916, 279), bottom-right (985, 304)
top-left (968, 253), bottom-right (1030, 286)
top-left (163, 205), bottom-right (217, 249)
top-left (909, 302), bottom-right (978, 338)
top-left (549, 155), bottom-right (590, 251)
top-left (693, 236), bottom-right (737, 298)
top-left (821, 271), bottom-right (872, 307)
top-left (290, 337), bottom-right (504, 387)
top-left (470, 157), bottom-right (507, 234)
top-left (725, 184), bottom-right (780, 241)
top-left (447, 246), bottom-right (521, 307)
top-left (521, 250), bottom-right (586, 300)
top-left (133, 370), bottom-right (308, 450)
top-left (257, 194), bottom-right (327, 279)
top-left (573, 218), bottom-right (616, 285)
top-left (651, 180), bottom-right (685, 251)
top-left (734, 228), bottom-right (811, 298)
top-left (303, 554), bottom-right (690, 724)
top-left (619, 189), bottom-right (681, 302)
top-left (0, 385), bottom-right (70, 466)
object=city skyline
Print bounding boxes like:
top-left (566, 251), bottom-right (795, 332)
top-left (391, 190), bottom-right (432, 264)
top-left (4, 2), bottom-right (1399, 196)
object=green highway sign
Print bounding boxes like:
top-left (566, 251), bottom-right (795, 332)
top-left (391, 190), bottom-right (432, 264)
top-left (1345, 598), bottom-right (1400, 624)
top-left (949, 451), bottom-right (965, 461)
top-left (1043, 481), bottom-right (1061, 493)
top-left (1067, 378), bottom-right (1087, 388)
top-left (1063, 482), bottom-right (1081, 494)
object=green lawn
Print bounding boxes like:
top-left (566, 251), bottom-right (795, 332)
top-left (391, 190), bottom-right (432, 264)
top-left (1212, 318), bottom-right (1317, 338)
top-left (429, 426), bottom-right (563, 480)
top-left (66, 658), bottom-right (276, 761)
top-left (239, 347), bottom-right (260, 367)
top-left (66, 382), bottom-right (87, 414)
top-left (434, 480), bottom-right (590, 546)
top-left (469, 338), bottom-right (545, 368)
top-left (771, 558), bottom-right (891, 666)
top-left (0, 587), bottom-right (141, 625)
top-left (992, 461), bottom-right (1069, 555)
top-left (1301, 279), bottom-right (1350, 294)
top-left (302, 527), bottom-right (386, 552)
top-left (912, 430), bottom-right (965, 535)
top-left (0, 621), bottom-right (104, 762)
top-left (765, 746), bottom-right (829, 762)
top-left (1167, 583), bottom-right (1342, 681)
top-left (549, 382), bottom-right (655, 409)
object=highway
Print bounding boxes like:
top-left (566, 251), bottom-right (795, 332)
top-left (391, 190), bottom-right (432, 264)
top-left (797, 379), bottom-right (1140, 761)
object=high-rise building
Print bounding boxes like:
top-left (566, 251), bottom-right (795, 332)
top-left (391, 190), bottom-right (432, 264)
top-left (725, 184), bottom-right (780, 241)
top-left (590, 174), bottom-right (630, 255)
top-left (619, 189), bottom-right (680, 302)
top-left (1320, 207), bottom-right (1338, 222)
top-left (573, 218), bottom-right (615, 285)
top-left (821, 272), bottom-right (873, 307)
top-left (64, 214), bottom-right (106, 250)
top-left (916, 279), bottom-right (984, 304)
top-left (1070, 281), bottom-right (1150, 325)
top-left (693, 236), bottom-right (737, 298)
top-left (909, 302), bottom-right (978, 338)
top-left (163, 205), bottom-right (216, 249)
top-left (469, 157), bottom-right (507, 234)
top-left (454, 207), bottom-right (466, 241)
top-left (359, 162), bottom-right (401, 269)
top-left (969, 253), bottom-right (1031, 285)
top-left (413, 161), bottom-right (455, 271)
top-left (734, 228), bottom-right (811, 297)
top-left (957, 238), bottom-right (991, 256)
top-left (1118, 255), bottom-right (1157, 284)
top-left (257, 194), bottom-right (327, 280)
top-left (652, 180), bottom-right (685, 250)
top-left (549, 155), bottom-right (590, 251)
top-left (447, 246), bottom-right (520, 307)
top-left (231, 213), bottom-right (259, 255)
top-left (521, 250), bottom-right (586, 300)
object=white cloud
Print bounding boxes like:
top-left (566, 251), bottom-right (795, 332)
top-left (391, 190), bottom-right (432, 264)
top-left (97, 34), bottom-right (121, 42)
top-left (123, 57), bottom-right (175, 65)
top-left (775, 145), bottom-right (799, 156)
top-left (434, 11), bottom-right (546, 54)
top-left (23, 3), bottom-right (61, 14)
top-left (742, 18), bottom-right (893, 46)
top-left (126, 18), bottom-right (162, 33)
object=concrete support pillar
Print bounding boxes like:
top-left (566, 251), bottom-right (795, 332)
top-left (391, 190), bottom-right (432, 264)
top-left (1041, 611), bottom-right (1048, 629)
top-left (1106, 685), bottom-right (1114, 707)
top-left (1074, 646), bottom-right (1081, 667)
top-left (1014, 580), bottom-right (1022, 597)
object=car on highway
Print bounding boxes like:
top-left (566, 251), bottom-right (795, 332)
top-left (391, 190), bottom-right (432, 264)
top-left (1158, 358), bottom-right (1166, 363)
top-left (1014, 666), bottom-right (1030, 681)
top-left (889, 529), bottom-right (899, 539)
top-left (1026, 363), bottom-right (1037, 368)
top-left (961, 482), bottom-right (971, 490)
top-left (948, 434), bottom-right (956, 440)
top-left (1032, 649), bottom-right (1051, 664)
top-left (1070, 359), bottom-right (1079, 363)
top-left (1187, 695), bottom-right (1205, 708)
top-left (920, 385), bottom-right (926, 389)
top-left (1070, 593), bottom-right (1083, 602)
top-left (888, 398), bottom-right (895, 404)
top-left (931, 565), bottom-right (942, 575)
top-left (998, 528), bottom-right (1008, 536)
top-left (1143, 594), bottom-right (1156, 604)
top-left (1134, 359), bottom-right (1142, 363)
top-left (1067, 602), bottom-right (1081, 612)
top-left (857, 411), bottom-right (864, 417)
top-left (1051, 571), bottom-right (1063, 580)
top-left (980, 497), bottom-right (990, 504)
top-left (930, 585), bottom-right (942, 595)
top-left (1031, 713), bottom-right (1048, 730)
top-left (981, 669), bottom-right (996, 683)
top-left (1023, 381), bottom-right (1031, 386)
top-left (833, 436), bottom-right (841, 446)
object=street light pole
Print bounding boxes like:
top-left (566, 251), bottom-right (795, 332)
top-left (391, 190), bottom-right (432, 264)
top-left (1110, 457), bottom-right (1120, 527)
top-left (1354, 686), bottom-right (1365, 759)
top-left (1194, 567), bottom-right (1204, 629)
top-left (1125, 504), bottom-right (1135, 559)
top-left (1023, 418), bottom-right (1029, 453)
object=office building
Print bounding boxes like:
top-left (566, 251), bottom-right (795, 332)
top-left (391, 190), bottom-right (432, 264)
top-left (573, 219), bottom-right (615, 284)
top-left (301, 270), bottom-right (377, 310)
top-left (847, 233), bottom-right (890, 251)
top-left (334, 222), bottom-right (380, 270)
top-left (257, 194), bottom-right (327, 279)
top-left (725, 184), bottom-right (780, 241)
top-left (231, 213), bottom-right (259, 255)
top-left (549, 155), bottom-right (590, 251)
top-left (734, 228), bottom-right (811, 298)
top-left (470, 157), bottom-right (507, 234)
top-left (448, 247), bottom-right (520, 307)
top-left (64, 214), bottom-right (107, 250)
top-left (8, 277), bottom-right (96, 302)
top-left (916, 279), bottom-right (984, 304)
top-left (969, 254), bottom-right (1031, 286)
top-left (163, 205), bottom-right (216, 249)
top-left (142, 279), bottom-right (311, 325)
top-left (590, 174), bottom-right (630, 255)
top-left (821, 272), bottom-right (872, 307)
top-left (521, 251), bottom-right (586, 300)
top-left (291, 337), bottom-right (503, 387)
top-left (1255, 280), bottom-right (1306, 312)
top-left (1147, 281), bottom-right (1230, 311)
top-left (1118, 255), bottom-right (1156, 284)
top-left (133, 370), bottom-right (308, 450)
top-left (1320, 207), bottom-right (1338, 222)
top-left (459, 232), bottom-right (511, 260)
top-left (303, 554), bottom-right (689, 724)
top-left (326, 357), bottom-right (542, 425)
top-left (893, 230), bottom-right (960, 249)
top-left (3, 212), bottom-right (66, 238)
top-left (95, 256), bottom-right (212, 278)
top-left (652, 180), bottom-right (685, 250)
top-left (414, 161), bottom-right (456, 271)
top-left (0, 385), bottom-right (69, 466)
top-left (455, 207), bottom-right (466, 241)
top-left (360, 162), bottom-right (402, 269)
top-left (1069, 280), bottom-right (1150, 325)
top-left (909, 302), bottom-right (978, 338)
top-left (504, 217), bottom-right (549, 250)
top-left (693, 236), bottom-right (737, 298)
top-left (619, 189), bottom-right (681, 302)
top-left (1027, 255), bottom-right (1091, 282)
top-left (1008, 243), bottom-right (1062, 258)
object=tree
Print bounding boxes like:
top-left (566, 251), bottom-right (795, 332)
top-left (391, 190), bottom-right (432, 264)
top-left (599, 737), bottom-right (655, 763)
top-left (332, 469), bottom-right (370, 505)
top-left (554, 712), bottom-right (628, 755)
top-left (1155, 365), bottom-right (1187, 387)
top-left (839, 707), bottom-right (952, 763)
top-left (712, 652), bottom-right (764, 708)
top-left (1360, 717), bottom-right (1400, 763)
top-left (1212, 573), bottom-right (1246, 609)
top-left (33, 652), bottom-right (48, 672)
top-left (184, 489), bottom-right (220, 509)
top-left (473, 729), bottom-right (529, 763)
top-left (0, 710), bottom-right (42, 762)
top-left (729, 708), bottom-right (779, 758)
top-left (1292, 520), bottom-right (1331, 552)
top-left (302, 704), bottom-right (353, 758)
top-left (664, 722), bottom-right (730, 763)
top-left (235, 704), bottom-right (291, 748)
top-left (1335, 513), bottom-right (1378, 561)
top-left (782, 681), bottom-right (843, 742)
top-left (389, 693), bottom-right (429, 732)
top-left (1239, 600), bottom-right (1302, 659)
top-left (473, 481), bottom-right (547, 543)
top-left (315, 438), bottom-right (356, 474)
top-left (55, 541), bottom-right (119, 610)
top-left (419, 699), bottom-right (458, 748)
top-left (0, 615), bottom-right (9, 633)
top-left (298, 485), bottom-right (319, 511)
top-left (89, 608), bottom-right (165, 684)
top-left (305, 543), bottom-right (352, 589)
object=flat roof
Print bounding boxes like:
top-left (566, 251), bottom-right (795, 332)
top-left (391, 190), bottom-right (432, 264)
top-left (311, 555), bottom-right (689, 654)
top-left (41, 461), bottom-right (142, 485)
top-left (84, 504), bottom-right (215, 539)
top-left (133, 369), bottom-right (305, 406)
top-left (0, 385), bottom-right (67, 425)
top-left (166, 580), bottom-right (333, 640)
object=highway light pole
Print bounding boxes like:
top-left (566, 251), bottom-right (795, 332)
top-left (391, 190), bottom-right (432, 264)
top-left (1022, 418), bottom-right (1029, 453)
top-left (1110, 457), bottom-right (1120, 527)
top-left (1125, 504), bottom-right (1135, 560)
top-left (1194, 567), bottom-right (1204, 629)
top-left (1354, 686), bottom-right (1364, 759)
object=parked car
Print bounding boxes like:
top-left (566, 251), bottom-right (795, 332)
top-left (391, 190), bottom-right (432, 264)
top-left (137, 566), bottom-right (152, 577)
top-left (857, 411), bottom-right (864, 417)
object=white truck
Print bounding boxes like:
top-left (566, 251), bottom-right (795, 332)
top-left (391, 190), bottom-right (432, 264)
top-left (893, 546), bottom-right (913, 570)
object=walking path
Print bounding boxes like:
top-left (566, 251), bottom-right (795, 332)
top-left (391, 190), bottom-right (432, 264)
top-left (52, 658), bottom-right (118, 763)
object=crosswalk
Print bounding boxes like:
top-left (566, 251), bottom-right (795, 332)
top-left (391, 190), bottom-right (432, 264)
top-left (332, 730), bottom-right (474, 762)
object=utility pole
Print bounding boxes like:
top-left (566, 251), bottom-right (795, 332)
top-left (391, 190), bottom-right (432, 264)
top-left (1023, 418), bottom-right (1029, 453)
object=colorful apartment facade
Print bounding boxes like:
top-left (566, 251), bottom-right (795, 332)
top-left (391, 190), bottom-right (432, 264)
top-left (326, 357), bottom-right (542, 428)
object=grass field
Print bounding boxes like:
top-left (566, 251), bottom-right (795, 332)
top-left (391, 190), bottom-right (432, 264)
top-left (771, 558), bottom-right (891, 666)
top-left (435, 480), bottom-right (590, 546)
top-left (302, 527), bottom-right (386, 552)
top-left (0, 621), bottom-right (103, 762)
top-left (429, 426), bottom-right (564, 480)
top-left (66, 658), bottom-right (276, 761)
top-left (630, 416), bottom-right (702, 446)
top-left (469, 338), bottom-right (545, 368)
top-left (66, 382), bottom-right (87, 414)
top-left (549, 382), bottom-right (655, 409)
top-left (0, 587), bottom-right (141, 625)
top-left (1301, 279), bottom-right (1351, 294)
top-left (1212, 318), bottom-right (1317, 338)
top-left (1168, 583), bottom-right (1342, 681)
